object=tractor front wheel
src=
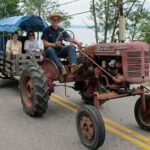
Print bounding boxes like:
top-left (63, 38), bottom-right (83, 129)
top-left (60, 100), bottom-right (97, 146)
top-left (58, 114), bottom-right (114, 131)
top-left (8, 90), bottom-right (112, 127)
top-left (134, 95), bottom-right (150, 131)
top-left (20, 62), bottom-right (50, 117)
top-left (76, 105), bottom-right (105, 150)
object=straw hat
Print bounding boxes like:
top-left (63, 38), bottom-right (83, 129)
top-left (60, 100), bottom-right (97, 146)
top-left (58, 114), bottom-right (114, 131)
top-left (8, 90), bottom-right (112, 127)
top-left (47, 13), bottom-right (64, 23)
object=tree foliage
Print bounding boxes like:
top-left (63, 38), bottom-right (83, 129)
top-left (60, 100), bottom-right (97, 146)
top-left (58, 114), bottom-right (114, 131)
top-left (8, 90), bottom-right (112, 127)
top-left (89, 0), bottom-right (150, 44)
top-left (126, 0), bottom-right (150, 44)
top-left (20, 0), bottom-right (71, 28)
top-left (0, 0), bottom-right (21, 18)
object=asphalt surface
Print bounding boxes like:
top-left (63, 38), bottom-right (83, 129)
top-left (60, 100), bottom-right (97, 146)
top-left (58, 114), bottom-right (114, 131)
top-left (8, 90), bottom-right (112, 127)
top-left (0, 79), bottom-right (150, 150)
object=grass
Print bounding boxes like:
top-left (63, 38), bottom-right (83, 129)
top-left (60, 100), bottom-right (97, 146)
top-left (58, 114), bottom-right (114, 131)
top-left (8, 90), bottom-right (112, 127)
top-left (147, 80), bottom-right (150, 85)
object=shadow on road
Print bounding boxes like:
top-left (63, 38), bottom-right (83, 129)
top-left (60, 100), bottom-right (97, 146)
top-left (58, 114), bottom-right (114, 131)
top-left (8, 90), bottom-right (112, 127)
top-left (0, 79), bottom-right (19, 90)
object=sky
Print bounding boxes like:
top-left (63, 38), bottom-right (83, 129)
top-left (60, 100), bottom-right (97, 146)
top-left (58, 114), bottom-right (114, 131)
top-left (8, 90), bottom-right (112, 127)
top-left (58, 0), bottom-right (92, 26)
top-left (58, 0), bottom-right (150, 26)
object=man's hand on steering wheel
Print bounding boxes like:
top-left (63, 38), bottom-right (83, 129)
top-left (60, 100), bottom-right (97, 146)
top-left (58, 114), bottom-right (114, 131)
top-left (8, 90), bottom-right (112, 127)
top-left (57, 30), bottom-right (83, 48)
top-left (76, 41), bottom-right (83, 48)
top-left (69, 37), bottom-right (83, 48)
top-left (56, 40), bottom-right (61, 47)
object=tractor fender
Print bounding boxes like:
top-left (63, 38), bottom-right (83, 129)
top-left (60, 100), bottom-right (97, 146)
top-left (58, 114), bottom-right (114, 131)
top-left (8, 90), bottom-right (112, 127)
top-left (41, 58), bottom-right (59, 91)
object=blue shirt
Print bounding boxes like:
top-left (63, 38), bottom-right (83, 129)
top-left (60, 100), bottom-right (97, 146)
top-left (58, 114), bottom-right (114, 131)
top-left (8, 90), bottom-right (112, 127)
top-left (41, 26), bottom-right (70, 44)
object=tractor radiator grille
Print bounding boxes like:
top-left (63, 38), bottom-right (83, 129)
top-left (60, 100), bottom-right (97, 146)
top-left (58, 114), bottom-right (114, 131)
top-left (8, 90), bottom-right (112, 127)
top-left (127, 51), bottom-right (141, 77)
top-left (145, 51), bottom-right (149, 76)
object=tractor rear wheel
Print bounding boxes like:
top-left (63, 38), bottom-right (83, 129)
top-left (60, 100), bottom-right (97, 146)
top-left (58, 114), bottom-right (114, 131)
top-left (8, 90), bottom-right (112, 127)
top-left (20, 62), bottom-right (50, 117)
top-left (134, 94), bottom-right (150, 131)
top-left (76, 105), bottom-right (105, 150)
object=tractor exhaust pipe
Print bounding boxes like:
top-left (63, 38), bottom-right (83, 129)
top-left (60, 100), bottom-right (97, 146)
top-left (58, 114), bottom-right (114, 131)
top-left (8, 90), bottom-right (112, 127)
top-left (119, 3), bottom-right (126, 42)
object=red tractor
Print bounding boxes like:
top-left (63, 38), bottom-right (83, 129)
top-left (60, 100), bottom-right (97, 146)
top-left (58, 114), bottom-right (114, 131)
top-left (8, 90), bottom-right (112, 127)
top-left (19, 5), bottom-right (150, 150)
top-left (20, 39), bottom-right (150, 149)
top-left (19, 33), bottom-right (150, 150)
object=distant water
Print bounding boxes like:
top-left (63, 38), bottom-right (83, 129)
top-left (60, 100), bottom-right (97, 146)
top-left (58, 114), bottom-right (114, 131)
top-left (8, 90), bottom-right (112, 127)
top-left (69, 28), bottom-right (96, 45)
top-left (39, 27), bottom-right (97, 48)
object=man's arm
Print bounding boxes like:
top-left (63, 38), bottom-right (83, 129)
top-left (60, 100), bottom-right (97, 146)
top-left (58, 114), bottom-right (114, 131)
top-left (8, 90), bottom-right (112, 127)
top-left (69, 37), bottom-right (83, 48)
top-left (43, 40), bottom-right (61, 48)
top-left (61, 29), bottom-right (82, 48)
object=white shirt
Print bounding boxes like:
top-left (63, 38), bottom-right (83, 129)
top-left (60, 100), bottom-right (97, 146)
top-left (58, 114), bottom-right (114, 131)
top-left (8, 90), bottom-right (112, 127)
top-left (24, 40), bottom-right (41, 51)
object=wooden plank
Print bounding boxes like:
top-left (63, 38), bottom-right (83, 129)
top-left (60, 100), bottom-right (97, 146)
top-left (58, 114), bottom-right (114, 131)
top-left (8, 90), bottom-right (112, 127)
top-left (5, 66), bottom-right (11, 71)
top-left (5, 68), bottom-right (11, 74)
top-left (0, 52), bottom-right (43, 76)
top-left (5, 62), bottom-right (14, 68)
top-left (0, 51), bottom-right (4, 56)
top-left (0, 61), bottom-right (2, 64)
top-left (0, 55), bottom-right (6, 59)
top-left (5, 57), bottom-right (15, 62)
top-left (15, 55), bottom-right (20, 75)
top-left (18, 59), bottom-right (41, 63)
top-left (4, 68), bottom-right (18, 76)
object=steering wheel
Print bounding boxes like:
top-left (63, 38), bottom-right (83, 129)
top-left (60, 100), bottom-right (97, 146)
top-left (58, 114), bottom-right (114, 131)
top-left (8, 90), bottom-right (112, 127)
top-left (57, 30), bottom-right (75, 47)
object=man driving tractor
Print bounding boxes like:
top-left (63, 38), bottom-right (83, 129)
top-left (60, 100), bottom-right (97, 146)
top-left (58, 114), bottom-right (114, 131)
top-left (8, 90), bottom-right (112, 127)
top-left (41, 12), bottom-right (83, 75)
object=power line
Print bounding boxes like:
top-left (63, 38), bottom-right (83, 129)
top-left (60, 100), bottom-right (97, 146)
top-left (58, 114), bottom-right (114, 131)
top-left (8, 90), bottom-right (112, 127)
top-left (59, 0), bottom-right (80, 7)
top-left (69, 0), bottom-right (141, 17)
top-left (69, 10), bottom-right (91, 17)
top-left (48, 0), bottom-right (80, 9)
top-left (46, 0), bottom-right (140, 17)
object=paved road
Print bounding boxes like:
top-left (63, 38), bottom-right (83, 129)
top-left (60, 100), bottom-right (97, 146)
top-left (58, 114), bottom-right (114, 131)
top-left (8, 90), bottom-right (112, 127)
top-left (0, 79), bottom-right (150, 150)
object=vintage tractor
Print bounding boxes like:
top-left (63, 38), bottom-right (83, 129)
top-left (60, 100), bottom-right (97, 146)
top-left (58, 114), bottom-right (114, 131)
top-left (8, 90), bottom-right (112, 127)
top-left (0, 7), bottom-right (149, 150)
top-left (20, 16), bottom-right (150, 150)
top-left (19, 35), bottom-right (150, 150)
top-left (19, 4), bottom-right (150, 150)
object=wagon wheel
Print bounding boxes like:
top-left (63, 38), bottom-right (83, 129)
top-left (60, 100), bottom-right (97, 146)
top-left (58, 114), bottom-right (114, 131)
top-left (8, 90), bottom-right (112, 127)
top-left (20, 62), bottom-right (50, 117)
top-left (76, 105), bottom-right (105, 150)
top-left (134, 94), bottom-right (150, 131)
top-left (57, 30), bottom-right (75, 47)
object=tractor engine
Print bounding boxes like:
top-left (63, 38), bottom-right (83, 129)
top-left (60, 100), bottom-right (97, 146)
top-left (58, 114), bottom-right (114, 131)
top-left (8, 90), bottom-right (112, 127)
top-left (75, 41), bottom-right (149, 102)
top-left (81, 41), bottom-right (149, 84)
top-left (76, 41), bottom-right (149, 95)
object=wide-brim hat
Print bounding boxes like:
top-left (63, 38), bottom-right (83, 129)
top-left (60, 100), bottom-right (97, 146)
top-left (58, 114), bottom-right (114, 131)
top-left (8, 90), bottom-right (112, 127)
top-left (47, 13), bottom-right (64, 23)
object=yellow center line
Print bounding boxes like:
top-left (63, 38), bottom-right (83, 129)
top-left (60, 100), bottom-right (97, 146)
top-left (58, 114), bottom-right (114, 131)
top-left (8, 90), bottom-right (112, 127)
top-left (105, 125), bottom-right (150, 150)
top-left (51, 97), bottom-right (77, 113)
top-left (50, 97), bottom-right (150, 150)
top-left (103, 117), bottom-right (150, 143)
top-left (51, 93), bottom-right (80, 108)
top-left (51, 93), bottom-right (150, 144)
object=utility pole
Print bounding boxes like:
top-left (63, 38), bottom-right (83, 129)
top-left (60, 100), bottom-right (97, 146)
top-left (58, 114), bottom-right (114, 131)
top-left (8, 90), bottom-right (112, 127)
top-left (92, 0), bottom-right (98, 43)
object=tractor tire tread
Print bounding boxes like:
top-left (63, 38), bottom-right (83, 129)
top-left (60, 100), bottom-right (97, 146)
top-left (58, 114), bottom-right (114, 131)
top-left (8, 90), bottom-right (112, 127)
top-left (20, 62), bottom-right (50, 117)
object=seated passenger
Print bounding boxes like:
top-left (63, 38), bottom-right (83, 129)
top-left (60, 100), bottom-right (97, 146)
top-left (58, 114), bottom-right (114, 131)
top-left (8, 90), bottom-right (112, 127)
top-left (6, 32), bottom-right (22, 54)
top-left (24, 31), bottom-right (41, 54)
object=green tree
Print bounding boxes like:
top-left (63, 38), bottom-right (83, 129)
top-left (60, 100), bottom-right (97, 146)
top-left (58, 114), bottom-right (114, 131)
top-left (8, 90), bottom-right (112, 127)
top-left (0, 0), bottom-right (21, 18)
top-left (89, 0), bottom-right (145, 43)
top-left (20, 0), bottom-right (71, 28)
top-left (126, 0), bottom-right (150, 44)
top-left (138, 23), bottom-right (150, 44)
